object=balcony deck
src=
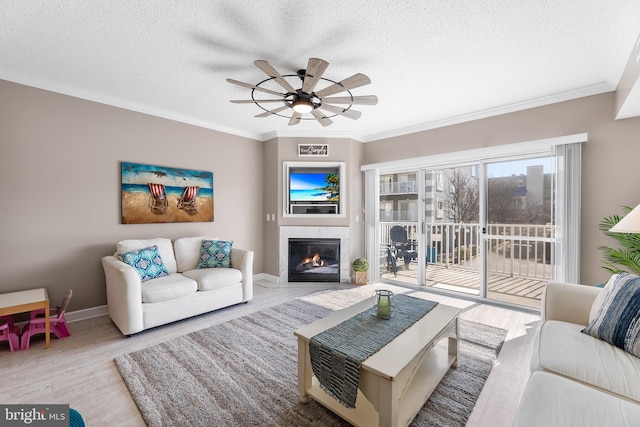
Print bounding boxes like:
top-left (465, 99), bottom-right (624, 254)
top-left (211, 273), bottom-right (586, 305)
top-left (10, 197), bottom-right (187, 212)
top-left (380, 263), bottom-right (546, 308)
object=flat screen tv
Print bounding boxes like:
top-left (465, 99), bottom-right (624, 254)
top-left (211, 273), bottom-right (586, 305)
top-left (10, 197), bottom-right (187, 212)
top-left (289, 172), bottom-right (339, 203)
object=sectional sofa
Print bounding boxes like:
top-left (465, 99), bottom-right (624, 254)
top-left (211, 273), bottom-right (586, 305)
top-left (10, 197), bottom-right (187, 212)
top-left (513, 274), bottom-right (640, 426)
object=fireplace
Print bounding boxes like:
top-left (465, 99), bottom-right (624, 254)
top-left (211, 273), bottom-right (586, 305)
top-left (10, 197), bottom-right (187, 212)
top-left (288, 238), bottom-right (340, 282)
top-left (279, 226), bottom-right (349, 284)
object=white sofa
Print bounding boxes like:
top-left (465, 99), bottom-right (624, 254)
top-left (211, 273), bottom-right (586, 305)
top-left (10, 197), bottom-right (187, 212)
top-left (513, 278), bottom-right (640, 426)
top-left (102, 236), bottom-right (253, 335)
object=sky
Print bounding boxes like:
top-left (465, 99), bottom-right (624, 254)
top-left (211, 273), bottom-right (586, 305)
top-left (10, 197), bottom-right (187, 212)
top-left (487, 157), bottom-right (553, 178)
top-left (290, 173), bottom-right (329, 190)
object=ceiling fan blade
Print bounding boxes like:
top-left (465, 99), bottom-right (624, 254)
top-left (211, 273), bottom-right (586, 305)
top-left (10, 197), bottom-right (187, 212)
top-left (230, 99), bottom-right (284, 104)
top-left (254, 60), bottom-right (296, 93)
top-left (255, 105), bottom-right (290, 118)
top-left (314, 73), bottom-right (371, 97)
top-left (321, 95), bottom-right (378, 105)
top-left (311, 109), bottom-right (333, 127)
top-left (288, 112), bottom-right (302, 126)
top-left (301, 58), bottom-right (329, 94)
top-left (319, 104), bottom-right (362, 120)
top-left (226, 78), bottom-right (286, 97)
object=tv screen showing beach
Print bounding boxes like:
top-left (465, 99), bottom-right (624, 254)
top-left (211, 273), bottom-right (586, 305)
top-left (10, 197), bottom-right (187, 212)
top-left (289, 172), bottom-right (339, 202)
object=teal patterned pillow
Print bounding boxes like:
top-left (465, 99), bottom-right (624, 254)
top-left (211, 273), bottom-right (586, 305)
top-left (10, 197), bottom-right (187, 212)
top-left (582, 272), bottom-right (640, 357)
top-left (121, 245), bottom-right (169, 282)
top-left (197, 240), bottom-right (233, 268)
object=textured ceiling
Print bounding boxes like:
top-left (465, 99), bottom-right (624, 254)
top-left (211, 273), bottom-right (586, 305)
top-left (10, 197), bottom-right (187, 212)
top-left (2, 1), bottom-right (640, 141)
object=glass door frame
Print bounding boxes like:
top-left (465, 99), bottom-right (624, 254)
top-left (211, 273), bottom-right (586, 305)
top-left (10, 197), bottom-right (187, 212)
top-left (363, 134), bottom-right (585, 309)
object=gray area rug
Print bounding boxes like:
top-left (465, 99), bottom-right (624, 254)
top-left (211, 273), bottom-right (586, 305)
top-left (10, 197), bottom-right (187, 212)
top-left (115, 292), bottom-right (506, 427)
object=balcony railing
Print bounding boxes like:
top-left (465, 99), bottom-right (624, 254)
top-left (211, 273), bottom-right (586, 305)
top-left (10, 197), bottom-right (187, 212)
top-left (380, 181), bottom-right (417, 194)
top-left (379, 221), bottom-right (554, 281)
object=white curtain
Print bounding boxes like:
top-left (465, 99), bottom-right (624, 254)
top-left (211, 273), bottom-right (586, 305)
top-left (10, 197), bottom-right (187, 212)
top-left (554, 142), bottom-right (582, 283)
top-left (364, 168), bottom-right (380, 282)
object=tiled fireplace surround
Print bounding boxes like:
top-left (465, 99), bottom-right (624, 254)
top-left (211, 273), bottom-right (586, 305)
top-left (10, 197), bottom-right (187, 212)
top-left (279, 226), bottom-right (350, 284)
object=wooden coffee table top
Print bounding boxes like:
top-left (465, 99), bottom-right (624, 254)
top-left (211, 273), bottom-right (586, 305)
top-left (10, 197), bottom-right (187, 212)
top-left (295, 297), bottom-right (461, 380)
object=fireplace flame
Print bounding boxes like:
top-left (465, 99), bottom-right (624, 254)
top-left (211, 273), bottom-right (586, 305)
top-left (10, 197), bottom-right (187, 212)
top-left (302, 252), bottom-right (326, 267)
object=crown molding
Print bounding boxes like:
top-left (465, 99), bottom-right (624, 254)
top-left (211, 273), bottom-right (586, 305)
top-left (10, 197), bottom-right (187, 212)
top-left (0, 68), bottom-right (264, 141)
top-left (359, 82), bottom-right (615, 143)
top-left (2, 68), bottom-right (614, 144)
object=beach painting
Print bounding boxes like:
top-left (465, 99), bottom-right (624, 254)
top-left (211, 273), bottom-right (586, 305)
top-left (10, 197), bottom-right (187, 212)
top-left (121, 162), bottom-right (213, 224)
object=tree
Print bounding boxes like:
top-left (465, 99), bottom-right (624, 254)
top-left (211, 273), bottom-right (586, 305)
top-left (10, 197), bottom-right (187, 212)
top-left (321, 173), bottom-right (340, 201)
top-left (487, 178), bottom-right (517, 223)
top-left (445, 169), bottom-right (479, 223)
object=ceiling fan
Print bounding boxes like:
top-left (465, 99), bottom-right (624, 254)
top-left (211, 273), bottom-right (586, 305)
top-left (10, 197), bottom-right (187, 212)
top-left (226, 58), bottom-right (377, 127)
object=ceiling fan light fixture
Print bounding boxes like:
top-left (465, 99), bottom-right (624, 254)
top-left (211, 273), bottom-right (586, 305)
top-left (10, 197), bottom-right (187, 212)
top-left (227, 58), bottom-right (377, 126)
top-left (292, 99), bottom-right (314, 114)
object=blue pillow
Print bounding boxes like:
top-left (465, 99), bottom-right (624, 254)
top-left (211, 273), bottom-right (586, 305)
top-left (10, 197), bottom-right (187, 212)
top-left (582, 272), bottom-right (640, 357)
top-left (197, 240), bottom-right (233, 268)
top-left (121, 245), bottom-right (169, 282)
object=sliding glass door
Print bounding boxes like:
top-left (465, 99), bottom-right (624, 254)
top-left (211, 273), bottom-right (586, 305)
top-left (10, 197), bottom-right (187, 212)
top-left (484, 157), bottom-right (555, 308)
top-left (366, 136), bottom-right (583, 310)
top-left (423, 166), bottom-right (481, 296)
top-left (376, 157), bottom-right (556, 309)
top-left (378, 171), bottom-right (421, 286)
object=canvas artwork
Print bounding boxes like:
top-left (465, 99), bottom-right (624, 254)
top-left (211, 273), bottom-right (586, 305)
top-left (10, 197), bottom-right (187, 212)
top-left (121, 162), bottom-right (214, 224)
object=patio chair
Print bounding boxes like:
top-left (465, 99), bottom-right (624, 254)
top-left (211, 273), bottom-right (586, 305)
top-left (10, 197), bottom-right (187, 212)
top-left (0, 316), bottom-right (20, 352)
top-left (148, 183), bottom-right (168, 214)
top-left (390, 225), bottom-right (417, 268)
top-left (177, 186), bottom-right (199, 215)
top-left (21, 289), bottom-right (73, 350)
top-left (386, 246), bottom-right (398, 277)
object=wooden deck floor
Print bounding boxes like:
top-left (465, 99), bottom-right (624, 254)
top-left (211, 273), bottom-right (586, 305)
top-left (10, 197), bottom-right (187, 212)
top-left (380, 263), bottom-right (546, 308)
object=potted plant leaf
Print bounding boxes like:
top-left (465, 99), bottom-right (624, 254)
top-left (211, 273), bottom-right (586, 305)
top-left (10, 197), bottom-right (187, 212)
top-left (352, 258), bottom-right (369, 286)
top-left (598, 206), bottom-right (640, 276)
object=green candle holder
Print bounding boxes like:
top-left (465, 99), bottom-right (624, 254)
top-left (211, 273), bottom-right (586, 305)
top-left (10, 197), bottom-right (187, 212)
top-left (371, 289), bottom-right (396, 320)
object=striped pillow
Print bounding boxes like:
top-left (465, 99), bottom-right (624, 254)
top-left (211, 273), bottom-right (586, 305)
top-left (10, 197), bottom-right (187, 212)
top-left (582, 272), bottom-right (640, 357)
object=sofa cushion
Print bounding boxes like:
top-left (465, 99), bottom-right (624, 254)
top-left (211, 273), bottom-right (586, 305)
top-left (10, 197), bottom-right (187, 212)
top-left (121, 245), bottom-right (169, 282)
top-left (513, 371), bottom-right (640, 427)
top-left (182, 268), bottom-right (242, 291)
top-left (117, 238), bottom-right (177, 273)
top-left (582, 272), bottom-right (640, 357)
top-left (532, 320), bottom-right (640, 403)
top-left (173, 236), bottom-right (218, 272)
top-left (141, 273), bottom-right (197, 303)
top-left (197, 240), bottom-right (233, 269)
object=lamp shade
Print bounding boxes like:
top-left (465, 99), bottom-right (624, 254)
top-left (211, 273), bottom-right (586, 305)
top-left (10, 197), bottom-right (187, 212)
top-left (610, 204), bottom-right (640, 233)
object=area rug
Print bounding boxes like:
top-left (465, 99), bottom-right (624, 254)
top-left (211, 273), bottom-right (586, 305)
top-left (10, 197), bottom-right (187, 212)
top-left (115, 293), bottom-right (506, 427)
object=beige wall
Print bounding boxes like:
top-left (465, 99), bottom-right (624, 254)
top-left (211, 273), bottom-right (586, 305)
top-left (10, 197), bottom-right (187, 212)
top-left (1, 80), bottom-right (264, 311)
top-left (3, 78), bottom-right (639, 312)
top-left (363, 92), bottom-right (640, 285)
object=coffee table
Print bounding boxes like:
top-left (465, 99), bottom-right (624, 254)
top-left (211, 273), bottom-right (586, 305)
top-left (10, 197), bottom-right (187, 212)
top-left (294, 298), bottom-right (461, 427)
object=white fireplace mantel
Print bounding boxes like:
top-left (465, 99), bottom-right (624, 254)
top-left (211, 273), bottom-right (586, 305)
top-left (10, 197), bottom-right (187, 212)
top-left (279, 226), bottom-right (350, 284)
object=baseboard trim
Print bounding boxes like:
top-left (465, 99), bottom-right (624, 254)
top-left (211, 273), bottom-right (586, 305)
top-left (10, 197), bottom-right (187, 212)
top-left (66, 305), bottom-right (108, 323)
top-left (254, 273), bottom-right (279, 284)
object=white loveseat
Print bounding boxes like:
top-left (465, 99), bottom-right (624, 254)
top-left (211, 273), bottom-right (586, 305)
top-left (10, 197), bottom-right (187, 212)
top-left (102, 236), bottom-right (253, 335)
top-left (513, 277), bottom-right (640, 426)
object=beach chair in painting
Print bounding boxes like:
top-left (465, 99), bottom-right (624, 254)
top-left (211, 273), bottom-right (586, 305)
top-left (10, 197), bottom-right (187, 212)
top-left (177, 186), bottom-right (199, 214)
top-left (148, 183), bottom-right (168, 214)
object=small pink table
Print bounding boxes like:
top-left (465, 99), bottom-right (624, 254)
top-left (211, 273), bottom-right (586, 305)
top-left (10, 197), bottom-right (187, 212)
top-left (0, 288), bottom-right (50, 349)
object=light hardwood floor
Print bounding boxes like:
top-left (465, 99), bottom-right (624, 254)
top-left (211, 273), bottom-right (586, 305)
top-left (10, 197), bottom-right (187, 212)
top-left (0, 282), bottom-right (540, 426)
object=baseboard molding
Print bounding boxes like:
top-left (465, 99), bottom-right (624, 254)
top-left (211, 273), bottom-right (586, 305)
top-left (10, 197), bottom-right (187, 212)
top-left (66, 305), bottom-right (108, 323)
top-left (254, 273), bottom-right (279, 284)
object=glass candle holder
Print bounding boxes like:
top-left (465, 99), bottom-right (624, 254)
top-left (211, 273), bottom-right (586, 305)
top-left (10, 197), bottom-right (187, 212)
top-left (371, 289), bottom-right (395, 319)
